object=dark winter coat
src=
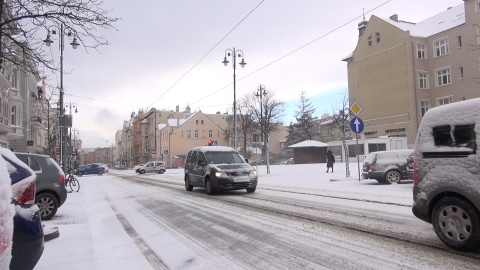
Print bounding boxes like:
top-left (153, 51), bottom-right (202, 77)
top-left (326, 152), bottom-right (335, 168)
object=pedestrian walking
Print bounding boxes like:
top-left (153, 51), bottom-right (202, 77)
top-left (326, 150), bottom-right (335, 173)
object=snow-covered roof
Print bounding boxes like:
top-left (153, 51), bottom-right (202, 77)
top-left (381, 4), bottom-right (464, 38)
top-left (167, 118), bottom-right (186, 127)
top-left (288, 140), bottom-right (328, 148)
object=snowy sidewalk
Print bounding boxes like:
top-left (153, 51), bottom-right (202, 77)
top-left (35, 177), bottom-right (153, 270)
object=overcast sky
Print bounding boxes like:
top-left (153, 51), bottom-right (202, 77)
top-left (41, 0), bottom-right (462, 148)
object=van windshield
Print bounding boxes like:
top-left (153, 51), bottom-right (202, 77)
top-left (205, 151), bottom-right (245, 165)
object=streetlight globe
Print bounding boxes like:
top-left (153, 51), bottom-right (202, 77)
top-left (70, 37), bottom-right (79, 49)
top-left (43, 34), bottom-right (53, 46)
top-left (240, 59), bottom-right (246, 68)
top-left (222, 57), bottom-right (229, 66)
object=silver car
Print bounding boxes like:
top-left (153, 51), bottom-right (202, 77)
top-left (136, 161), bottom-right (166, 174)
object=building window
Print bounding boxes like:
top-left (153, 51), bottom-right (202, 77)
top-left (201, 120), bottom-right (204, 124)
top-left (437, 96), bottom-right (452, 106)
top-left (457, 35), bottom-right (462, 48)
top-left (195, 120), bottom-right (199, 124)
top-left (208, 130), bottom-right (213, 138)
top-left (186, 130), bottom-right (191, 138)
top-left (434, 37), bottom-right (449, 57)
top-left (194, 130), bottom-right (199, 138)
top-left (10, 69), bottom-right (17, 88)
top-left (11, 106), bottom-right (17, 126)
top-left (417, 71), bottom-right (429, 89)
top-left (436, 67), bottom-right (451, 86)
top-left (368, 35), bottom-right (372, 46)
top-left (476, 0), bottom-right (480, 12)
top-left (376, 32), bottom-right (380, 43)
top-left (368, 143), bottom-right (386, 153)
top-left (416, 43), bottom-right (426, 59)
top-left (459, 67), bottom-right (464, 79)
top-left (420, 100), bottom-right (429, 117)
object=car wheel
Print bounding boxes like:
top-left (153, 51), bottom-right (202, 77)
top-left (36, 193), bottom-right (58, 220)
top-left (205, 178), bottom-right (215, 195)
top-left (77, 172), bottom-right (83, 177)
top-left (158, 169), bottom-right (165, 174)
top-left (246, 187), bottom-right (256, 193)
top-left (140, 169), bottom-right (146, 174)
top-left (432, 197), bottom-right (480, 251)
top-left (385, 170), bottom-right (401, 184)
top-left (98, 171), bottom-right (104, 176)
top-left (185, 175), bottom-right (193, 191)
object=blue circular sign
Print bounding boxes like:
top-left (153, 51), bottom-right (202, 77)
top-left (350, 117), bottom-right (364, 133)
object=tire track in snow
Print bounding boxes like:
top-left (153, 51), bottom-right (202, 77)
top-left (100, 188), bottom-right (169, 270)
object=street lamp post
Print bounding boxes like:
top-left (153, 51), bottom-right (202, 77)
top-left (44, 24), bottom-right (79, 171)
top-left (256, 85), bottom-right (267, 161)
top-left (223, 47), bottom-right (246, 150)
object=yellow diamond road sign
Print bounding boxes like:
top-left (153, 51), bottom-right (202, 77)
top-left (350, 101), bottom-right (363, 116)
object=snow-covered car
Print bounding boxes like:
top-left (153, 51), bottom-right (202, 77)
top-left (99, 163), bottom-right (109, 172)
top-left (361, 149), bottom-right (413, 184)
top-left (1, 148), bottom-right (44, 269)
top-left (412, 98), bottom-right (480, 252)
top-left (281, 158), bottom-right (294, 165)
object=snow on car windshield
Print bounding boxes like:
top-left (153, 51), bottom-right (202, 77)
top-left (205, 151), bottom-right (245, 164)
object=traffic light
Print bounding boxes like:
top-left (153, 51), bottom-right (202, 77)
top-left (73, 149), bottom-right (78, 156)
top-left (207, 140), bottom-right (213, 146)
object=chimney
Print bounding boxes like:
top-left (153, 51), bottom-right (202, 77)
top-left (176, 105), bottom-right (179, 112)
top-left (358, 19), bottom-right (368, 39)
top-left (389, 14), bottom-right (398, 22)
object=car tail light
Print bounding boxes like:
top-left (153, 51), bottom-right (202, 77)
top-left (59, 174), bottom-right (65, 184)
top-left (13, 181), bottom-right (36, 205)
top-left (413, 151), bottom-right (418, 185)
top-left (370, 164), bottom-right (377, 171)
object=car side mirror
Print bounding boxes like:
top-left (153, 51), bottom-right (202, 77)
top-left (245, 158), bottom-right (249, 164)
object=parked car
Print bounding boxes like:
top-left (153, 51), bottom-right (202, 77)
top-left (99, 163), bottom-right (109, 172)
top-left (281, 158), bottom-right (294, 165)
top-left (184, 146), bottom-right (258, 195)
top-left (1, 148), bottom-right (44, 269)
top-left (412, 98), bottom-right (480, 252)
top-left (75, 163), bottom-right (105, 176)
top-left (361, 149), bottom-right (413, 184)
top-left (73, 165), bottom-right (85, 174)
top-left (136, 161), bottom-right (166, 174)
top-left (15, 152), bottom-right (68, 221)
top-left (114, 164), bottom-right (128, 170)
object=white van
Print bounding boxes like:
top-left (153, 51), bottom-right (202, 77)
top-left (412, 98), bottom-right (480, 252)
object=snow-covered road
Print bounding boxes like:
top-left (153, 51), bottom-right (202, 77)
top-left (36, 163), bottom-right (480, 269)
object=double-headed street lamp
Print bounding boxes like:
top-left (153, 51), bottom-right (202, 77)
top-left (256, 85), bottom-right (267, 156)
top-left (223, 48), bottom-right (246, 150)
top-left (44, 25), bottom-right (79, 170)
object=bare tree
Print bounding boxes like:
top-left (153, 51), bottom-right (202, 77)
top-left (250, 90), bottom-right (285, 174)
top-left (225, 95), bottom-right (257, 158)
top-left (331, 91), bottom-right (351, 178)
top-left (0, 0), bottom-right (120, 73)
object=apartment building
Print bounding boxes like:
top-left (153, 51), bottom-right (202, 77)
top-left (343, 0), bottom-right (479, 145)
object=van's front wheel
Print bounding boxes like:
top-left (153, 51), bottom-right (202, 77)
top-left (432, 197), bottom-right (480, 251)
top-left (205, 178), bottom-right (215, 195)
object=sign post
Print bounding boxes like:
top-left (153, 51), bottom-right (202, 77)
top-left (350, 100), bottom-right (364, 181)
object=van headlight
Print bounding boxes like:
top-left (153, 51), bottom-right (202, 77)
top-left (215, 171), bottom-right (227, 178)
top-left (249, 170), bottom-right (257, 176)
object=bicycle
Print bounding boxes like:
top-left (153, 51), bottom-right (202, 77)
top-left (65, 172), bottom-right (80, 192)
